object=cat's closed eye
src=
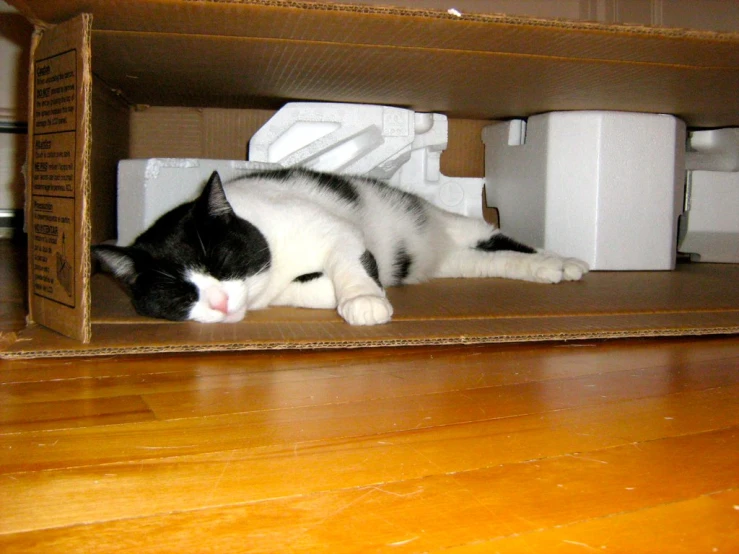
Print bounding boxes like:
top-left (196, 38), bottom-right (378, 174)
top-left (129, 267), bottom-right (199, 321)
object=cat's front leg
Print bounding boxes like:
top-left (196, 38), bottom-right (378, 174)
top-left (326, 248), bottom-right (393, 326)
top-left (438, 249), bottom-right (589, 283)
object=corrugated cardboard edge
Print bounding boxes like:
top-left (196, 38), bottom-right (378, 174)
top-left (79, 14), bottom-right (93, 343)
top-left (2, 314), bottom-right (737, 360)
top-left (268, 1), bottom-right (739, 43)
top-left (7, 0), bottom-right (739, 41)
top-left (247, 0), bottom-right (738, 40)
top-left (24, 26), bottom-right (41, 267)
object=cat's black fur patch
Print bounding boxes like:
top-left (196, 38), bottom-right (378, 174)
top-left (139, 171), bottom-right (271, 281)
top-left (130, 256), bottom-right (199, 321)
top-left (294, 272), bottom-right (323, 283)
top-left (359, 176), bottom-right (428, 227)
top-left (360, 250), bottom-right (382, 288)
top-left (403, 194), bottom-right (428, 227)
top-left (392, 244), bottom-right (413, 284)
top-left (254, 167), bottom-right (359, 204)
top-left (312, 170), bottom-right (360, 204)
top-left (196, 214), bottom-right (271, 281)
top-left (475, 233), bottom-right (536, 254)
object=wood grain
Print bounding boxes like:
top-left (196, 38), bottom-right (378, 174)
top-left (1, 239), bottom-right (738, 551)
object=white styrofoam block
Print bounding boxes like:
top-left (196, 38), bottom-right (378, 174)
top-left (686, 128), bottom-right (739, 172)
top-left (679, 170), bottom-right (739, 263)
top-left (388, 116), bottom-right (485, 218)
top-left (117, 158), bottom-right (279, 246)
top-left (248, 102), bottom-right (416, 177)
top-left (249, 102), bottom-right (485, 219)
top-left (482, 111), bottom-right (686, 270)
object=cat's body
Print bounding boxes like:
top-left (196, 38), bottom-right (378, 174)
top-left (93, 168), bottom-right (588, 325)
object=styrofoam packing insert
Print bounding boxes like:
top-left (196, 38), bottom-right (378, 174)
top-left (685, 128), bottom-right (739, 171)
top-left (679, 128), bottom-right (739, 263)
top-left (482, 111), bottom-right (686, 271)
top-left (678, 170), bottom-right (739, 263)
top-left (248, 102), bottom-right (486, 218)
top-left (385, 113), bottom-right (486, 218)
top-left (117, 159), bottom-right (279, 246)
top-left (248, 102), bottom-right (415, 176)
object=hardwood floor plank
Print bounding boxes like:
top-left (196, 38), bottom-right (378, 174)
top-left (444, 489), bottom-right (739, 553)
top-left (3, 342), bottom-right (736, 430)
top-left (143, 354), bottom-right (739, 420)
top-left (1, 238), bottom-right (737, 550)
top-left (1, 427), bottom-right (736, 553)
top-left (0, 395), bottom-right (155, 432)
top-left (2, 335), bottom-right (736, 386)
top-left (2, 385), bottom-right (738, 534)
top-left (2, 354), bottom-right (738, 472)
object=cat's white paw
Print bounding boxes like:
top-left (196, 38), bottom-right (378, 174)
top-left (562, 257), bottom-right (590, 281)
top-left (338, 295), bottom-right (393, 326)
top-left (529, 253), bottom-right (589, 284)
top-left (529, 254), bottom-right (566, 284)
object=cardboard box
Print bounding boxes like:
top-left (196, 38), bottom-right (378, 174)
top-left (2, 0), bottom-right (738, 358)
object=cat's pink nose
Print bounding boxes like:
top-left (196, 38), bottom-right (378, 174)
top-left (206, 288), bottom-right (229, 314)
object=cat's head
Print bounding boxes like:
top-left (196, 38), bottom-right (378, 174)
top-left (92, 171), bottom-right (270, 323)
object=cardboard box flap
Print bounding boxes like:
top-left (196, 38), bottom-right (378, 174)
top-left (27, 13), bottom-right (92, 343)
top-left (88, 30), bottom-right (739, 126)
top-left (9, 0), bottom-right (739, 126)
top-left (10, 0), bottom-right (739, 62)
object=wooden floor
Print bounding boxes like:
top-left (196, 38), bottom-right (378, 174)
top-left (1, 238), bottom-right (738, 552)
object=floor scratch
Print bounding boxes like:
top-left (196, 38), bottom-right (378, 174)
top-left (387, 536), bottom-right (419, 547)
top-left (205, 448), bottom-right (236, 503)
top-left (562, 539), bottom-right (602, 551)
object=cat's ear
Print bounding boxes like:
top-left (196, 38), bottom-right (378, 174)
top-left (92, 245), bottom-right (139, 286)
top-left (197, 171), bottom-right (233, 220)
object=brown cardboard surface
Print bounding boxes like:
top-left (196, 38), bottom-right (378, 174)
top-left (5, 0), bottom-right (739, 353)
top-left (90, 83), bottom-right (130, 245)
top-left (88, 28), bottom-right (739, 127)
top-left (27, 13), bottom-right (92, 342)
top-left (9, 0), bottom-right (739, 126)
top-left (129, 107), bottom-right (277, 161)
top-left (3, 264), bottom-right (738, 359)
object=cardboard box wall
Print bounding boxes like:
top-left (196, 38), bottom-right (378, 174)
top-left (1, 0), bottom-right (738, 358)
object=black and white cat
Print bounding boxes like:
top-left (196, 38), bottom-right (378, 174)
top-left (93, 168), bottom-right (588, 325)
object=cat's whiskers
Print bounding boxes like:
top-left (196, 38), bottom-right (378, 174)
top-left (195, 228), bottom-right (208, 257)
top-left (153, 268), bottom-right (178, 282)
top-left (250, 246), bottom-right (271, 275)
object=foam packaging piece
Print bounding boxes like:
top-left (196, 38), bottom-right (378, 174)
top-left (686, 128), bottom-right (739, 171)
top-left (679, 170), bottom-right (739, 263)
top-left (117, 158), bottom-right (279, 246)
top-left (248, 102), bottom-right (485, 218)
top-left (679, 127), bottom-right (739, 263)
top-left (248, 102), bottom-right (415, 177)
top-left (482, 111), bottom-right (686, 271)
top-left (386, 113), bottom-right (486, 218)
